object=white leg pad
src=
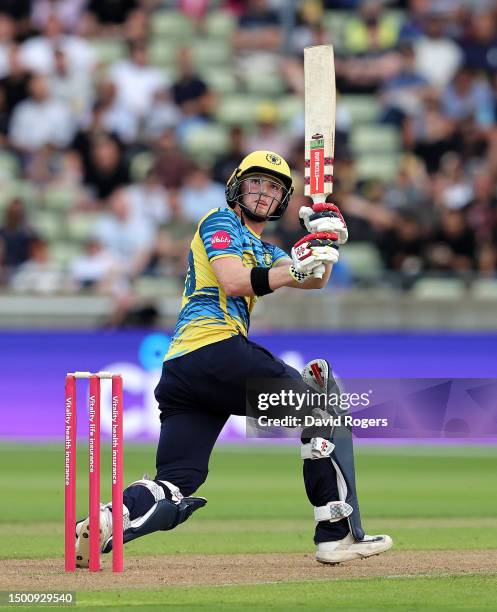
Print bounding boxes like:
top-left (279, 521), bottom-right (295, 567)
top-left (314, 501), bottom-right (354, 523)
top-left (301, 437), bottom-right (335, 459)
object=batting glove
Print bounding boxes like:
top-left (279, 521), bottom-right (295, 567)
top-left (299, 203), bottom-right (348, 245)
top-left (290, 231), bottom-right (339, 282)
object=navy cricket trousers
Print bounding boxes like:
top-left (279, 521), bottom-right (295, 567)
top-left (124, 335), bottom-right (349, 542)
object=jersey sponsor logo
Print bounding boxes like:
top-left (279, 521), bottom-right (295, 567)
top-left (211, 230), bottom-right (232, 249)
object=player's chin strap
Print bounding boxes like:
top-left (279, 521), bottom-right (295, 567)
top-left (102, 478), bottom-right (206, 554)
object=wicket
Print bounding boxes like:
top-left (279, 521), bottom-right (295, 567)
top-left (64, 371), bottom-right (124, 573)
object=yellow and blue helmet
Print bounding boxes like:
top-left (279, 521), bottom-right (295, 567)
top-left (225, 150), bottom-right (294, 221)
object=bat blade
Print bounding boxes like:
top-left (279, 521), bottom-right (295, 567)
top-left (304, 44), bottom-right (336, 205)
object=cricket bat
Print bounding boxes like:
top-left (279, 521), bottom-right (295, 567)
top-left (303, 44), bottom-right (336, 279)
top-left (304, 44), bottom-right (336, 206)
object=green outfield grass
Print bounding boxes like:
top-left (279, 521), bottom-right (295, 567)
top-left (1, 443), bottom-right (496, 609)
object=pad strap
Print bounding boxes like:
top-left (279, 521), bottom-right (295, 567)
top-left (314, 501), bottom-right (353, 523)
top-left (128, 478), bottom-right (183, 504)
top-left (301, 437), bottom-right (334, 459)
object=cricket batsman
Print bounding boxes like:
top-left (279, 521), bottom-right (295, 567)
top-left (75, 151), bottom-right (392, 566)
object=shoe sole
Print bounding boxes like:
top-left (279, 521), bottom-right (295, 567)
top-left (316, 537), bottom-right (393, 565)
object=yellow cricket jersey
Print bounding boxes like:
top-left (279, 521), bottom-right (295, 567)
top-left (165, 207), bottom-right (288, 360)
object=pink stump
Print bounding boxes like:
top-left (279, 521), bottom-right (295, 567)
top-left (112, 375), bottom-right (124, 572)
top-left (88, 375), bottom-right (101, 572)
top-left (64, 375), bottom-right (77, 572)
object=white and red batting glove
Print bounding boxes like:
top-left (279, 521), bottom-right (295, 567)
top-left (299, 203), bottom-right (348, 245)
top-left (290, 231), bottom-right (339, 282)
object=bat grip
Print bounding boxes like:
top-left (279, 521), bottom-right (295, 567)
top-left (312, 195), bottom-right (327, 210)
top-left (313, 264), bottom-right (325, 280)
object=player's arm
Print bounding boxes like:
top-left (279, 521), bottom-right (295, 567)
top-left (212, 230), bottom-right (338, 296)
top-left (211, 256), bottom-right (304, 297)
top-left (273, 258), bottom-right (333, 290)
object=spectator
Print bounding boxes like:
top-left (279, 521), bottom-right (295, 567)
top-left (414, 10), bottom-right (462, 89)
top-left (70, 237), bottom-right (120, 292)
top-left (344, 0), bottom-right (400, 55)
top-left (93, 187), bottom-right (154, 277)
top-left (84, 134), bottom-right (130, 201)
top-left (51, 149), bottom-right (85, 187)
top-left (466, 168), bottom-right (497, 243)
top-left (179, 164), bottom-right (226, 222)
top-left (383, 154), bottom-right (431, 214)
top-left (178, 0), bottom-right (209, 24)
top-left (143, 89), bottom-right (180, 142)
top-left (122, 8), bottom-right (150, 43)
top-left (10, 237), bottom-right (66, 294)
top-left (245, 102), bottom-right (291, 159)
top-left (31, 0), bottom-right (88, 33)
top-left (125, 168), bottom-right (171, 226)
top-left (109, 39), bottom-right (168, 121)
top-left (90, 81), bottom-right (139, 144)
top-left (0, 45), bottom-right (31, 126)
top-left (459, 10), bottom-right (497, 76)
top-left (86, 0), bottom-right (138, 29)
top-left (0, 12), bottom-right (15, 78)
top-left (9, 73), bottom-right (76, 151)
top-left (153, 127), bottom-right (194, 189)
top-left (233, 0), bottom-right (282, 53)
top-left (0, 85), bottom-right (8, 140)
top-left (379, 42), bottom-right (430, 127)
top-left (441, 67), bottom-right (494, 127)
top-left (49, 48), bottom-right (93, 122)
top-left (426, 209), bottom-right (477, 272)
top-left (405, 92), bottom-right (457, 173)
top-left (146, 188), bottom-right (197, 278)
top-left (0, 1), bottom-right (31, 25)
top-left (398, 0), bottom-right (430, 43)
top-left (19, 14), bottom-right (97, 75)
top-left (233, 0), bottom-right (282, 77)
top-left (0, 198), bottom-right (37, 275)
top-left (378, 210), bottom-right (427, 276)
top-left (477, 242), bottom-right (497, 276)
top-left (172, 47), bottom-right (211, 118)
top-left (212, 125), bottom-right (246, 184)
top-left (432, 152), bottom-right (473, 211)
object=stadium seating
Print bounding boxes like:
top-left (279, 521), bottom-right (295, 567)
top-left (341, 95), bottom-right (380, 124)
top-left (356, 154), bottom-right (399, 182)
top-left (411, 278), bottom-right (467, 299)
top-left (184, 124), bottom-right (229, 163)
top-left (205, 10), bottom-right (236, 38)
top-left (151, 11), bottom-right (195, 39)
top-left (342, 242), bottom-right (383, 283)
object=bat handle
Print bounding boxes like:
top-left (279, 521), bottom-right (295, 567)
top-left (312, 195), bottom-right (327, 210)
top-left (313, 264), bottom-right (325, 280)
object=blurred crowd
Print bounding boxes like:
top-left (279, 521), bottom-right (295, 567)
top-left (0, 0), bottom-right (496, 322)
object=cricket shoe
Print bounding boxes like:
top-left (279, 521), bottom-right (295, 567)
top-left (316, 533), bottom-right (393, 565)
top-left (75, 504), bottom-right (114, 568)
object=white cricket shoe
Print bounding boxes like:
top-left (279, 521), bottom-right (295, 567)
top-left (316, 533), bottom-right (393, 564)
top-left (75, 504), bottom-right (113, 568)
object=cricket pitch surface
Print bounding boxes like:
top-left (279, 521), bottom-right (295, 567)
top-left (1, 550), bottom-right (496, 591)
